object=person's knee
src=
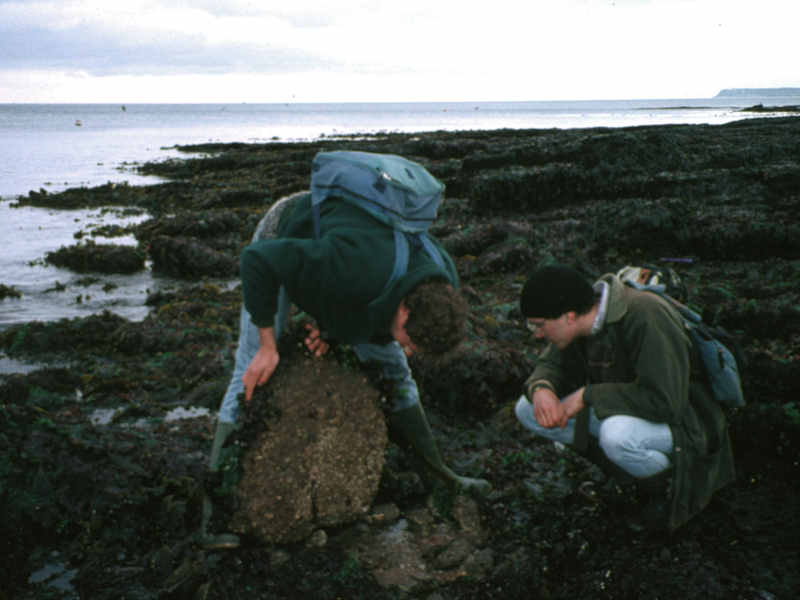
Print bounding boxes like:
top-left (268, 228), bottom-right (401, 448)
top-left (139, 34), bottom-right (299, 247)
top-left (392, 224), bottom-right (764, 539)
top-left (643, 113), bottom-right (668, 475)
top-left (514, 394), bottom-right (526, 413)
top-left (515, 395), bottom-right (534, 425)
top-left (598, 416), bottom-right (637, 462)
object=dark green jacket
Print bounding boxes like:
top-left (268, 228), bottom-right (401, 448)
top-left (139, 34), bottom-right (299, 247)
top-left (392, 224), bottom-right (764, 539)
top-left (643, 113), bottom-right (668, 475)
top-left (528, 274), bottom-right (735, 530)
top-left (239, 194), bottom-right (458, 345)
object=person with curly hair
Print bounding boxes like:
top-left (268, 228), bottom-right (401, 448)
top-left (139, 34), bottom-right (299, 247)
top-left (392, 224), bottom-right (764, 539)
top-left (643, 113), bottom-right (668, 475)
top-left (201, 184), bottom-right (490, 548)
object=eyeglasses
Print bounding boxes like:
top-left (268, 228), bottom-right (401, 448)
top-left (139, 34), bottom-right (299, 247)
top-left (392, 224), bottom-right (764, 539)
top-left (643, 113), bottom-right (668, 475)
top-left (526, 318), bottom-right (547, 334)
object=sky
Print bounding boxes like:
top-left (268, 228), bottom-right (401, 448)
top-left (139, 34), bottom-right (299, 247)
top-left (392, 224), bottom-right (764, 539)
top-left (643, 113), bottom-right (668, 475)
top-left (1, 0), bottom-right (798, 104)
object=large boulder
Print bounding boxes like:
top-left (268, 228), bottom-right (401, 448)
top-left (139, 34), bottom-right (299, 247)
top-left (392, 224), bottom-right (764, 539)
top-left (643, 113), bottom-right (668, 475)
top-left (229, 335), bottom-right (388, 544)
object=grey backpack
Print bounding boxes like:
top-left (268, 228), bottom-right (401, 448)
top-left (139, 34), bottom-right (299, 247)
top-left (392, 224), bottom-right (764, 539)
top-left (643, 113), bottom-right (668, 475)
top-left (310, 151), bottom-right (446, 289)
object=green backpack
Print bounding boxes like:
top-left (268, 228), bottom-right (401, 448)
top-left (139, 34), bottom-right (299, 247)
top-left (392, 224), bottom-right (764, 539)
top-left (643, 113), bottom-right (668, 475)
top-left (618, 265), bottom-right (746, 408)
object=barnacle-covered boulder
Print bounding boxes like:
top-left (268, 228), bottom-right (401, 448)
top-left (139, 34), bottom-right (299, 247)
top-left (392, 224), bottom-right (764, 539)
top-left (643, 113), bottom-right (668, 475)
top-left (228, 329), bottom-right (387, 544)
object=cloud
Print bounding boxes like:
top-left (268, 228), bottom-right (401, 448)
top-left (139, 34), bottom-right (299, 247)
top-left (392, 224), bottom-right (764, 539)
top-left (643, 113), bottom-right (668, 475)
top-left (0, 0), bottom-right (798, 103)
top-left (0, 24), bottom-right (337, 76)
top-left (0, 1), bottom-right (344, 75)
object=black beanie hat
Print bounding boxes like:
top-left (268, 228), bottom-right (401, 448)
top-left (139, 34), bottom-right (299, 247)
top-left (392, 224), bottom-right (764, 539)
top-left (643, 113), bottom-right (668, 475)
top-left (520, 264), bottom-right (596, 318)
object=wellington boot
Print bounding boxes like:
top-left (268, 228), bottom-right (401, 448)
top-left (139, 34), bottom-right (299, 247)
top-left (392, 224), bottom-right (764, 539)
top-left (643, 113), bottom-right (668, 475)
top-left (626, 469), bottom-right (672, 533)
top-left (208, 420), bottom-right (240, 471)
top-left (200, 419), bottom-right (241, 550)
top-left (199, 496), bottom-right (241, 550)
top-left (389, 404), bottom-right (492, 497)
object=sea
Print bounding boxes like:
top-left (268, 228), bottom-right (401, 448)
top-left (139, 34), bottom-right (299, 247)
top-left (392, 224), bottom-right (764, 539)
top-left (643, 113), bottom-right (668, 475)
top-left (2, 95), bottom-right (799, 372)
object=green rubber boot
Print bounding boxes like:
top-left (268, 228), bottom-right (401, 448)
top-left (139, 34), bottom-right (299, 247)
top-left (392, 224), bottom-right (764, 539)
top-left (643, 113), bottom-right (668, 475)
top-left (208, 420), bottom-right (239, 472)
top-left (200, 420), bottom-right (241, 550)
top-left (626, 469), bottom-right (673, 533)
top-left (389, 403), bottom-right (492, 497)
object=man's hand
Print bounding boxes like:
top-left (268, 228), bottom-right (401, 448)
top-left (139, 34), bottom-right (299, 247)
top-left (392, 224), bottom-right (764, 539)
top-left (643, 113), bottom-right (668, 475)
top-left (242, 327), bottom-right (279, 402)
top-left (303, 323), bottom-right (330, 357)
top-left (559, 387), bottom-right (586, 428)
top-left (532, 387), bottom-right (566, 429)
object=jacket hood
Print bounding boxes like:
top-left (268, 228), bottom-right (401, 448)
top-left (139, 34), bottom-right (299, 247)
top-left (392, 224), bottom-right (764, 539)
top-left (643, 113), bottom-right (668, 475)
top-left (599, 273), bottom-right (631, 325)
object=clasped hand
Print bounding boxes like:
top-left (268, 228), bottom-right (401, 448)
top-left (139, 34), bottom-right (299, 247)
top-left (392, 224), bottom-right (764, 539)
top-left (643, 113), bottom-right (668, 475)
top-left (533, 387), bottom-right (585, 429)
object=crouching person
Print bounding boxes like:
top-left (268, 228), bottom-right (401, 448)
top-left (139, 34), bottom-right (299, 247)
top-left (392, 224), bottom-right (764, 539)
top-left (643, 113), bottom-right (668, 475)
top-left (514, 264), bottom-right (735, 532)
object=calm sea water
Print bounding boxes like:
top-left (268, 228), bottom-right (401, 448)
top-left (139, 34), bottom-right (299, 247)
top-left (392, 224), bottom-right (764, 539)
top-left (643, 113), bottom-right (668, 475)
top-left (4, 97), bottom-right (800, 199)
top-left (1, 96), bottom-right (799, 355)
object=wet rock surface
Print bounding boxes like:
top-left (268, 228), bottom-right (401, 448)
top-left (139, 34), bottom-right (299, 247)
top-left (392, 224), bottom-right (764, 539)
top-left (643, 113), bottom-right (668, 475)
top-left (2, 116), bottom-right (799, 599)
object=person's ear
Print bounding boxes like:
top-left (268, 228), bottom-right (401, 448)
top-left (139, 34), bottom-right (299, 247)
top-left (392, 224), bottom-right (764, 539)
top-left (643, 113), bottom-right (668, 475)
top-left (399, 301), bottom-right (410, 319)
top-left (395, 300), bottom-right (410, 324)
top-left (391, 301), bottom-right (411, 338)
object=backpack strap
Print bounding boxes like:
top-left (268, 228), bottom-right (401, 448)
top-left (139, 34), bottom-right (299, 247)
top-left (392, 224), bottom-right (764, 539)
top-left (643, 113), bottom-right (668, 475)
top-left (623, 279), bottom-right (702, 323)
top-left (383, 231), bottom-right (445, 294)
top-left (387, 230), bottom-right (411, 291)
top-left (418, 232), bottom-right (445, 269)
top-left (313, 204), bottom-right (445, 295)
top-left (312, 203), bottom-right (322, 240)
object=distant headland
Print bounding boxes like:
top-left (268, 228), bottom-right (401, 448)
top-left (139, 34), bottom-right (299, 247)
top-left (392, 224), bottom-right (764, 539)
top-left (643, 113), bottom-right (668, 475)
top-left (716, 87), bottom-right (800, 97)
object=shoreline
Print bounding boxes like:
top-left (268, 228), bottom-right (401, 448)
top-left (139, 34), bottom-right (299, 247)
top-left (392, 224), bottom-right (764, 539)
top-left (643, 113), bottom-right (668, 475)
top-left (4, 101), bottom-right (800, 200)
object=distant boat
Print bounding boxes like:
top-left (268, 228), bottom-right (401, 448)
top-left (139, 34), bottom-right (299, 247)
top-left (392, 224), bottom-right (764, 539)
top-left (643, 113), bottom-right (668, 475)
top-left (74, 119), bottom-right (82, 126)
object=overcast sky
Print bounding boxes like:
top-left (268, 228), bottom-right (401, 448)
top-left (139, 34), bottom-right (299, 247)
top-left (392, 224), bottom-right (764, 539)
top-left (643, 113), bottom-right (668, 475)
top-left (1, 0), bottom-right (797, 103)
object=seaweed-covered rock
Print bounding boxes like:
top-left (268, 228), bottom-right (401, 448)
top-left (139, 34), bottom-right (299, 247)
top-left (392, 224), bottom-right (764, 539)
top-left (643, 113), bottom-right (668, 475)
top-left (0, 310), bottom-right (129, 355)
top-left (148, 235), bottom-right (238, 278)
top-left (411, 343), bottom-right (534, 417)
top-left (468, 163), bottom-right (590, 213)
top-left (134, 210), bottom-right (246, 243)
top-left (0, 283), bottom-right (22, 299)
top-left (19, 181), bottom-right (145, 209)
top-left (45, 240), bottom-right (145, 274)
top-left (440, 223), bottom-right (510, 258)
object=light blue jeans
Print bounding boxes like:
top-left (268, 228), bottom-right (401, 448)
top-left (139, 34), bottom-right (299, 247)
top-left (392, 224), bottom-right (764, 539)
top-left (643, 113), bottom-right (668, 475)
top-left (514, 395), bottom-right (673, 478)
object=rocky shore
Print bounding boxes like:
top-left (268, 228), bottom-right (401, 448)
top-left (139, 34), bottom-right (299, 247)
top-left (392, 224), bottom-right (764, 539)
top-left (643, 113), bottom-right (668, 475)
top-left (2, 116), bottom-right (799, 599)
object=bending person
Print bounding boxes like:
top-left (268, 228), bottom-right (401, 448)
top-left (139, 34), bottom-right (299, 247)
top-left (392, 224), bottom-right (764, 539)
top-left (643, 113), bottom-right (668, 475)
top-left (203, 189), bottom-right (491, 548)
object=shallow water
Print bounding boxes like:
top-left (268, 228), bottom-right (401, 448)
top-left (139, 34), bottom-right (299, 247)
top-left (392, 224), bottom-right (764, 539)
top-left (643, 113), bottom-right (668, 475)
top-left (3, 98), bottom-right (799, 200)
top-left (28, 554), bottom-right (78, 598)
top-left (0, 200), bottom-right (165, 327)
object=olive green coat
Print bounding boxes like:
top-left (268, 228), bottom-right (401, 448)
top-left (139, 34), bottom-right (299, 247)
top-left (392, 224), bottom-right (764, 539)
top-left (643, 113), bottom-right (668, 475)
top-left (528, 274), bottom-right (736, 530)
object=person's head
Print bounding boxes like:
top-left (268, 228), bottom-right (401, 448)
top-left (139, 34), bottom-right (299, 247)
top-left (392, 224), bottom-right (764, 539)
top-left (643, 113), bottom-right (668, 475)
top-left (391, 280), bottom-right (468, 356)
top-left (520, 264), bottom-right (597, 349)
